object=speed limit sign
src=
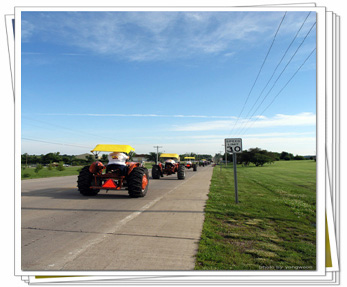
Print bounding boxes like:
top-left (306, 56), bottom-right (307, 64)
top-left (224, 138), bottom-right (242, 203)
top-left (225, 138), bottom-right (242, 154)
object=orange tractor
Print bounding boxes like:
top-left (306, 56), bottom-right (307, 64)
top-left (77, 144), bottom-right (149, 198)
top-left (152, 153), bottom-right (185, 180)
top-left (184, 156), bottom-right (197, 171)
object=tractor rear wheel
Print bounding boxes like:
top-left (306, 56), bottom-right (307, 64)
top-left (128, 167), bottom-right (149, 198)
top-left (152, 165), bottom-right (161, 179)
top-left (77, 166), bottom-right (99, 196)
top-left (177, 164), bottom-right (185, 180)
top-left (193, 164), bottom-right (197, 171)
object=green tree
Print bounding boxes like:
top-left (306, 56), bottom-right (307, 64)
top-left (101, 154), bottom-right (108, 163)
top-left (21, 153), bottom-right (29, 167)
top-left (34, 164), bottom-right (43, 173)
top-left (294, 155), bottom-right (305, 160)
top-left (47, 162), bottom-right (53, 170)
top-left (128, 151), bottom-right (136, 161)
top-left (56, 161), bottom-right (65, 171)
top-left (85, 155), bottom-right (94, 164)
top-left (239, 150), bottom-right (252, 166)
top-left (280, 151), bottom-right (294, 160)
top-left (146, 152), bottom-right (161, 163)
top-left (252, 153), bottom-right (272, 166)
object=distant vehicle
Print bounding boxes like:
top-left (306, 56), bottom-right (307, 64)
top-left (184, 156), bottom-right (197, 171)
top-left (152, 153), bottom-right (185, 180)
top-left (199, 159), bottom-right (207, 167)
top-left (77, 144), bottom-right (149, 198)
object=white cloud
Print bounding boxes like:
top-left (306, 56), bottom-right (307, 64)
top-left (114, 136), bottom-right (316, 155)
top-left (171, 112), bottom-right (316, 131)
top-left (33, 113), bottom-right (237, 119)
top-left (21, 11), bottom-right (315, 62)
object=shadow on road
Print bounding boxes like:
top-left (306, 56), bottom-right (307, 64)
top-left (21, 206), bottom-right (204, 214)
top-left (151, 177), bottom-right (184, 180)
top-left (21, 188), bottom-right (133, 200)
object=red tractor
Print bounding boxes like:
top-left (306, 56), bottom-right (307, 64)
top-left (184, 156), bottom-right (197, 171)
top-left (151, 153), bottom-right (185, 180)
top-left (77, 144), bottom-right (149, 198)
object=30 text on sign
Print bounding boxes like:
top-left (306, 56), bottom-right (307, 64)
top-left (225, 138), bottom-right (242, 154)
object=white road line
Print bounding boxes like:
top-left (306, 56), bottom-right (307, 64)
top-left (55, 173), bottom-right (197, 270)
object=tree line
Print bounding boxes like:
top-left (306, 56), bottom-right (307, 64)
top-left (215, 148), bottom-right (315, 167)
top-left (22, 149), bottom-right (312, 167)
top-left (21, 152), bottom-right (91, 166)
top-left (21, 151), bottom-right (213, 166)
top-left (145, 152), bottom-right (213, 163)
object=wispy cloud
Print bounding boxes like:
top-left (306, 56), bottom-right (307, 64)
top-left (33, 113), bottom-right (238, 119)
top-left (172, 112), bottom-right (316, 131)
top-left (21, 11), bottom-right (315, 62)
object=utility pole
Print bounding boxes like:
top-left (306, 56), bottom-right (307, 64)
top-left (219, 151), bottom-right (223, 171)
top-left (153, 146), bottom-right (162, 164)
top-left (222, 144), bottom-right (227, 167)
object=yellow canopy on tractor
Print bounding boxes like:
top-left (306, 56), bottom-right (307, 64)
top-left (91, 144), bottom-right (135, 154)
top-left (160, 153), bottom-right (180, 159)
top-left (184, 157), bottom-right (195, 160)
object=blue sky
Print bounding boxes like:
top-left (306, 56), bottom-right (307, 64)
top-left (21, 10), bottom-right (317, 156)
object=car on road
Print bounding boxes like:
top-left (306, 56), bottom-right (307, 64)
top-left (77, 144), bottom-right (149, 198)
top-left (152, 153), bottom-right (185, 180)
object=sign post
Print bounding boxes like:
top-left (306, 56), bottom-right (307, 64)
top-left (233, 153), bottom-right (238, 203)
top-left (225, 138), bottom-right (242, 204)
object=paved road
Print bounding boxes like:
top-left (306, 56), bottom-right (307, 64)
top-left (21, 166), bottom-right (213, 271)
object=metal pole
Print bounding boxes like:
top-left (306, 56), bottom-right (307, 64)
top-left (222, 144), bottom-right (227, 167)
top-left (219, 151), bottom-right (223, 171)
top-left (153, 146), bottom-right (162, 164)
top-left (233, 153), bottom-right (239, 204)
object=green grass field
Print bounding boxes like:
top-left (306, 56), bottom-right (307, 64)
top-left (21, 163), bottom-right (155, 179)
top-left (21, 166), bottom-right (83, 179)
top-left (195, 160), bottom-right (316, 270)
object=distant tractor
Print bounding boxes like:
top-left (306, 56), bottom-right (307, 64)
top-left (77, 144), bottom-right (149, 198)
top-left (199, 159), bottom-right (207, 167)
top-left (184, 156), bottom-right (197, 171)
top-left (152, 153), bottom-right (185, 180)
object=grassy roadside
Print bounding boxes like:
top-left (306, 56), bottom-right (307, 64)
top-left (21, 166), bottom-right (83, 179)
top-left (195, 160), bottom-right (316, 270)
top-left (21, 162), bottom-right (155, 180)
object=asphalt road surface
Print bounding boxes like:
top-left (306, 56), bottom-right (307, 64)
top-left (21, 165), bottom-right (213, 271)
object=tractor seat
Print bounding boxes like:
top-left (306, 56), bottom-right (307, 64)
top-left (106, 164), bottom-right (128, 176)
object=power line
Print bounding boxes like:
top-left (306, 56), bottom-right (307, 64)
top-left (236, 21), bottom-right (316, 135)
top-left (228, 12), bottom-right (287, 136)
top-left (238, 47), bottom-right (316, 136)
top-left (22, 137), bottom-right (90, 149)
top-left (22, 116), bottom-right (119, 142)
top-left (243, 12), bottom-right (312, 121)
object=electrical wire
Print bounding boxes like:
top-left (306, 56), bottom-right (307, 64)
top-left (227, 12), bottom-right (287, 136)
top-left (243, 12), bottom-right (312, 121)
top-left (21, 137), bottom-right (91, 149)
top-left (235, 21), bottom-right (316, 135)
top-left (238, 47), bottom-right (316, 135)
top-left (22, 116), bottom-right (119, 142)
